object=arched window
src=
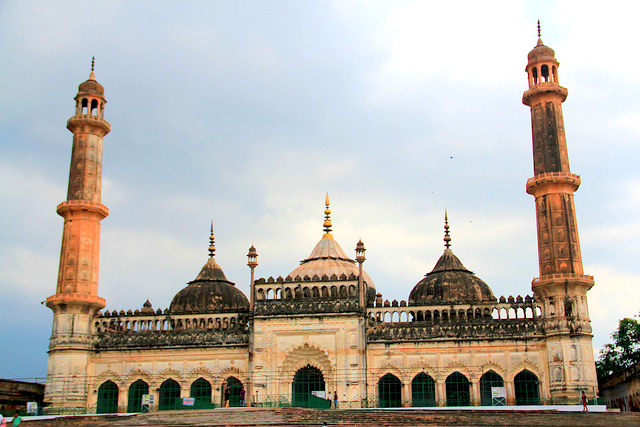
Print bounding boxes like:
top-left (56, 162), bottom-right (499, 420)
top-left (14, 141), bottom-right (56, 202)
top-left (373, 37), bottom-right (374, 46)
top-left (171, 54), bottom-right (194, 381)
top-left (514, 370), bottom-right (540, 405)
top-left (158, 379), bottom-right (181, 411)
top-left (479, 370), bottom-right (504, 406)
top-left (445, 372), bottom-right (470, 406)
top-left (411, 373), bottom-right (435, 407)
top-left (292, 365), bottom-right (325, 408)
top-left (97, 380), bottom-right (119, 414)
top-left (127, 379), bottom-right (149, 413)
top-left (191, 378), bottom-right (212, 408)
top-left (222, 376), bottom-right (244, 407)
top-left (378, 373), bottom-right (402, 408)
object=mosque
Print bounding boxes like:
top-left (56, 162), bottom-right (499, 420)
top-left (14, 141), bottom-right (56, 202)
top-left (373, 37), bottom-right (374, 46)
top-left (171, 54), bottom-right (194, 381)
top-left (43, 29), bottom-right (598, 412)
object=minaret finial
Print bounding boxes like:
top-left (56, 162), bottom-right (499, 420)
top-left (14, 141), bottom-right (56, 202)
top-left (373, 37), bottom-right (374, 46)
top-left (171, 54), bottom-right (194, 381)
top-left (323, 192), bottom-right (333, 237)
top-left (443, 209), bottom-right (451, 250)
top-left (89, 56), bottom-right (96, 80)
top-left (537, 20), bottom-right (541, 38)
top-left (208, 221), bottom-right (216, 258)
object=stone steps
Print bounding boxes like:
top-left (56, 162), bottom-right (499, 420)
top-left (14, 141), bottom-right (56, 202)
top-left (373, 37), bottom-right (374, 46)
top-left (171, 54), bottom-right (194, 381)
top-left (21, 408), bottom-right (640, 427)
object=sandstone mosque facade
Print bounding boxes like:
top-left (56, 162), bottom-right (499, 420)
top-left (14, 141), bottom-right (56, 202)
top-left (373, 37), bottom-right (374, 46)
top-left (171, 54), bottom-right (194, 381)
top-left (44, 32), bottom-right (598, 412)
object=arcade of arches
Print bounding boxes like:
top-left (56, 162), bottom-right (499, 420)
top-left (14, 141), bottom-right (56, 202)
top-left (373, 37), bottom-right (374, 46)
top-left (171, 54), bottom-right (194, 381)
top-left (96, 369), bottom-right (540, 411)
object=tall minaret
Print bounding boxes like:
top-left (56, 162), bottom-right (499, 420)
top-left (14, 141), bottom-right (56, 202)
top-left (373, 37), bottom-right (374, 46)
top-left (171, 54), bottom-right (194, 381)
top-left (45, 59), bottom-right (110, 408)
top-left (523, 24), bottom-right (597, 402)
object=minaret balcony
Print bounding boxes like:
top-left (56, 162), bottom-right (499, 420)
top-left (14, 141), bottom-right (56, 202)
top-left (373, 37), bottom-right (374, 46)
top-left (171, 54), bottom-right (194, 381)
top-left (67, 115), bottom-right (111, 134)
top-left (522, 83), bottom-right (568, 106)
top-left (526, 172), bottom-right (580, 196)
top-left (56, 200), bottom-right (109, 219)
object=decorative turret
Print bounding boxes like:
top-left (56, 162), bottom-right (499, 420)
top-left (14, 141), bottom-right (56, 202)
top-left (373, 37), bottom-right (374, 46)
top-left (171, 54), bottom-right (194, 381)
top-left (523, 24), bottom-right (597, 402)
top-left (45, 60), bottom-right (110, 408)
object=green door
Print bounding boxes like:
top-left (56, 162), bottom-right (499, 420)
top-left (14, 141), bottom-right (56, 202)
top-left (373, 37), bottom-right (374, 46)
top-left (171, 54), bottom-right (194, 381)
top-left (292, 365), bottom-right (326, 408)
top-left (378, 373), bottom-right (402, 408)
top-left (97, 380), bottom-right (119, 414)
top-left (411, 373), bottom-right (435, 407)
top-left (127, 380), bottom-right (148, 413)
top-left (445, 372), bottom-right (470, 406)
top-left (222, 377), bottom-right (244, 407)
top-left (158, 379), bottom-right (181, 410)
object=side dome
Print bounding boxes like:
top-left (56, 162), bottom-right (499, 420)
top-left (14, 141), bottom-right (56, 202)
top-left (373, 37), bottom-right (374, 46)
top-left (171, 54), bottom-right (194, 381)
top-left (409, 214), bottom-right (495, 306)
top-left (169, 226), bottom-right (249, 314)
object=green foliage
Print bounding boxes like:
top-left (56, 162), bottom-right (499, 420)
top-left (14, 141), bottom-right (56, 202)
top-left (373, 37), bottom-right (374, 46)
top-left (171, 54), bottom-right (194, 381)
top-left (596, 315), bottom-right (640, 378)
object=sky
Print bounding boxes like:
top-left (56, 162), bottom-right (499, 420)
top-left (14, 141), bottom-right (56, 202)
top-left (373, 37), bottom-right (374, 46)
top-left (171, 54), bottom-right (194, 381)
top-left (1, 0), bottom-right (639, 380)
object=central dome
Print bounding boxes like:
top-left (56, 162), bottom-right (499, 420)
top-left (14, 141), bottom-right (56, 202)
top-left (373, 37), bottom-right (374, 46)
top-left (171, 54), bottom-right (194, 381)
top-left (287, 195), bottom-right (376, 301)
top-left (170, 226), bottom-right (249, 314)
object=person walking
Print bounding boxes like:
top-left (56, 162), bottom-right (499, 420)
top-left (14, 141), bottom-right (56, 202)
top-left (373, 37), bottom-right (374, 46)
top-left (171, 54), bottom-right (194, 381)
top-left (333, 391), bottom-right (338, 409)
top-left (239, 386), bottom-right (246, 407)
top-left (581, 391), bottom-right (589, 412)
top-left (224, 386), bottom-right (231, 408)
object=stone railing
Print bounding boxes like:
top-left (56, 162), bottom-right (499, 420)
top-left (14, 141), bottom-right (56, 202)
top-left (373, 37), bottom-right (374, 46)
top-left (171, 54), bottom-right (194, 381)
top-left (94, 311), bottom-right (249, 334)
top-left (367, 295), bottom-right (542, 324)
top-left (254, 298), bottom-right (360, 316)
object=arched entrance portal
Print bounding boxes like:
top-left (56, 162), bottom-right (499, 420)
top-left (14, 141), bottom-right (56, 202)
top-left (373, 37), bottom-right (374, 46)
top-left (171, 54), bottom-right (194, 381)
top-left (292, 365), bottom-right (326, 408)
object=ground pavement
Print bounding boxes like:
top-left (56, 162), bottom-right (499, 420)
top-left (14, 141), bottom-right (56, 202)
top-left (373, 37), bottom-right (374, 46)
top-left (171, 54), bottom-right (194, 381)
top-left (17, 407), bottom-right (640, 426)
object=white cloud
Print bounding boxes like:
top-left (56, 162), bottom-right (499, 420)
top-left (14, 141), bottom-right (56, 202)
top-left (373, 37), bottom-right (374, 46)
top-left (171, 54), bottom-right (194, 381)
top-left (587, 265), bottom-right (640, 353)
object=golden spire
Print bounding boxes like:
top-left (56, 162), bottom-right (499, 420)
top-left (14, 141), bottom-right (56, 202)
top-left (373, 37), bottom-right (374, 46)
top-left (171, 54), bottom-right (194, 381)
top-left (444, 209), bottom-right (451, 251)
top-left (89, 56), bottom-right (96, 80)
top-left (208, 221), bottom-right (216, 258)
top-left (323, 192), bottom-right (333, 238)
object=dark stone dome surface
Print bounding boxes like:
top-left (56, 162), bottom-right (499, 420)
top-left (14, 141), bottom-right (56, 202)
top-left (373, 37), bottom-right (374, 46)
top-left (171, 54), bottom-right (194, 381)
top-left (409, 249), bottom-right (496, 306)
top-left (170, 258), bottom-right (249, 314)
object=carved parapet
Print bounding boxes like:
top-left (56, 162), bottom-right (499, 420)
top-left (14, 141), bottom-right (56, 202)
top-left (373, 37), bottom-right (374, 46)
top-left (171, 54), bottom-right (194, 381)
top-left (526, 172), bottom-right (580, 197)
top-left (254, 298), bottom-right (360, 316)
top-left (95, 328), bottom-right (249, 350)
top-left (366, 318), bottom-right (544, 343)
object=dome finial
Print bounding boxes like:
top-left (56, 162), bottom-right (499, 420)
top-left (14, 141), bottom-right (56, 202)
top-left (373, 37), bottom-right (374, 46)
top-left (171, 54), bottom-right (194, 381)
top-left (323, 192), bottom-right (333, 237)
top-left (89, 56), bottom-right (96, 80)
top-left (443, 209), bottom-right (451, 251)
top-left (536, 20), bottom-right (544, 46)
top-left (208, 221), bottom-right (216, 258)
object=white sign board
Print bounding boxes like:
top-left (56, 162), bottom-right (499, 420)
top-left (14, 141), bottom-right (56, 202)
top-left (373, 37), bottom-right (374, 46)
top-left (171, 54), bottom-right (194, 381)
top-left (311, 390), bottom-right (326, 399)
top-left (491, 387), bottom-right (507, 398)
top-left (141, 394), bottom-right (155, 405)
top-left (27, 402), bottom-right (38, 415)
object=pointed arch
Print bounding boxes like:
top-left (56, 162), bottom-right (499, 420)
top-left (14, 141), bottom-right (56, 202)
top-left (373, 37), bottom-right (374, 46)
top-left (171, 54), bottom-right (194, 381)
top-left (514, 370), bottom-right (540, 405)
top-left (445, 372), bottom-right (470, 406)
top-left (378, 373), bottom-right (402, 407)
top-left (479, 370), bottom-right (504, 406)
top-left (411, 372), bottom-right (435, 407)
top-left (127, 379), bottom-right (149, 413)
top-left (97, 380), bottom-right (119, 414)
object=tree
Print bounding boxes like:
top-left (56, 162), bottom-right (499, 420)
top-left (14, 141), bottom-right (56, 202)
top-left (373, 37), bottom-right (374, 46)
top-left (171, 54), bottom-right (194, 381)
top-left (596, 314), bottom-right (640, 378)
